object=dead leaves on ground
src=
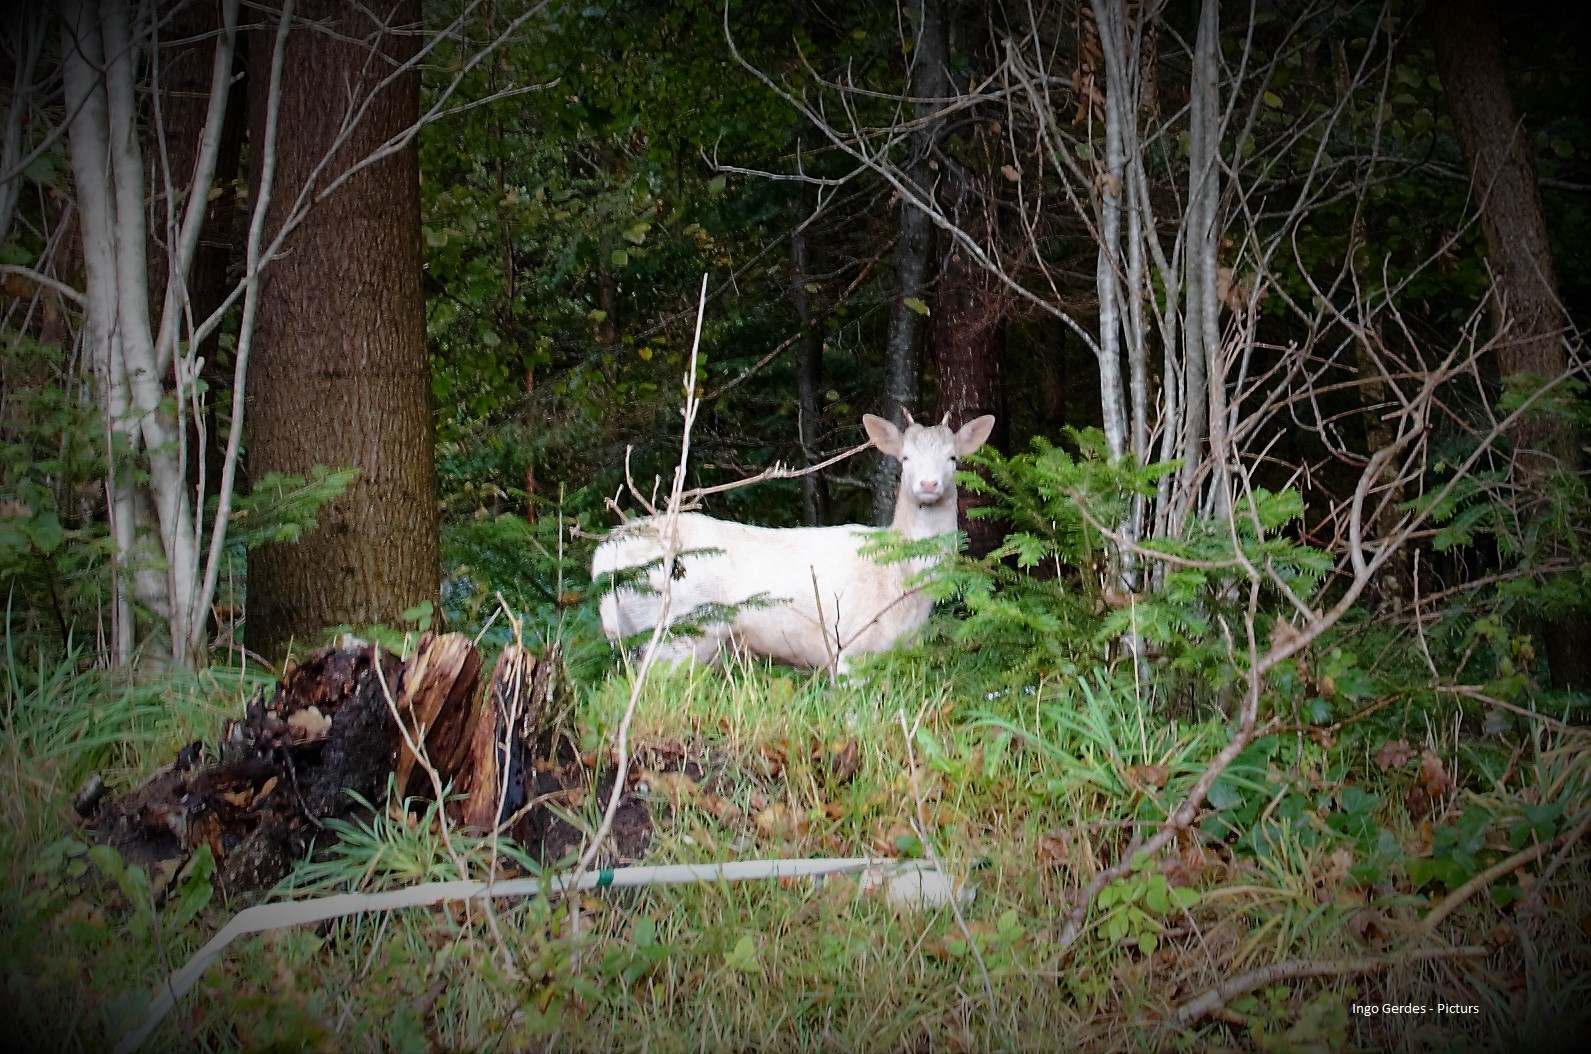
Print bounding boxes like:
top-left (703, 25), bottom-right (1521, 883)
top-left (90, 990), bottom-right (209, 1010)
top-left (631, 732), bottom-right (870, 846)
top-left (1374, 739), bottom-right (1456, 822)
top-left (1419, 751), bottom-right (1455, 797)
top-left (753, 803), bottom-right (807, 842)
top-left (1124, 763), bottom-right (1169, 792)
top-left (1374, 739), bottom-right (1416, 772)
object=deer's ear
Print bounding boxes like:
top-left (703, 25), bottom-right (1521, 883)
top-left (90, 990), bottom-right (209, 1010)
top-left (954, 415), bottom-right (996, 456)
top-left (863, 413), bottom-right (904, 457)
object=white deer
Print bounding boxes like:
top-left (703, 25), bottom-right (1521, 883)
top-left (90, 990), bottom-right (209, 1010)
top-left (591, 412), bottom-right (996, 672)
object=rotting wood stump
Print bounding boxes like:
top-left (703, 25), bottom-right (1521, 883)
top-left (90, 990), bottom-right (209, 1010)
top-left (83, 631), bottom-right (643, 900)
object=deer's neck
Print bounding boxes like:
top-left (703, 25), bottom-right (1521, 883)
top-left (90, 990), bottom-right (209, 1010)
top-left (892, 486), bottom-right (960, 542)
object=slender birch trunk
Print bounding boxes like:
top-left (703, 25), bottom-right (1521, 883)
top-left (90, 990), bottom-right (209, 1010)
top-left (61, 0), bottom-right (144, 662)
top-left (60, 0), bottom-right (240, 667)
top-left (1089, 0), bottom-right (1131, 466)
top-left (100, 0), bottom-right (202, 663)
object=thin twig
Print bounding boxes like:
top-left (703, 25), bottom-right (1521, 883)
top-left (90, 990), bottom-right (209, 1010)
top-left (562, 274), bottom-right (711, 917)
top-left (810, 566), bottom-right (838, 683)
top-left (1437, 684), bottom-right (1591, 738)
top-left (1170, 946), bottom-right (1488, 1025)
top-left (677, 440), bottom-right (872, 506)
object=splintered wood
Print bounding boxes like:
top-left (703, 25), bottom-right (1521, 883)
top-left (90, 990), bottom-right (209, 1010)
top-left (392, 632), bottom-right (485, 801)
top-left (394, 636), bottom-right (559, 830)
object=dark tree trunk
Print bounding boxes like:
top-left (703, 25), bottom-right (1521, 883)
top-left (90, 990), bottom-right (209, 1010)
top-left (1432, 0), bottom-right (1587, 689)
top-left (789, 196), bottom-right (829, 526)
top-left (244, 0), bottom-right (440, 659)
top-left (596, 265), bottom-right (619, 349)
top-left (931, 195), bottom-right (1007, 558)
top-left (146, 0), bottom-right (248, 523)
top-left (1036, 318), bottom-right (1069, 434)
top-left (874, 0), bottom-right (949, 524)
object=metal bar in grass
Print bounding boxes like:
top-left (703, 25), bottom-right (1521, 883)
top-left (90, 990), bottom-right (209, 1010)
top-left (115, 856), bottom-right (893, 1054)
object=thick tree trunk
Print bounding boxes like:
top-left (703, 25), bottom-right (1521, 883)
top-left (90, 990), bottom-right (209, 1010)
top-left (244, 0), bottom-right (440, 658)
top-left (789, 197), bottom-right (830, 526)
top-left (1432, 2), bottom-right (1570, 452)
top-left (932, 198), bottom-right (1007, 558)
top-left (1432, 0), bottom-right (1587, 689)
top-left (874, 0), bottom-right (949, 524)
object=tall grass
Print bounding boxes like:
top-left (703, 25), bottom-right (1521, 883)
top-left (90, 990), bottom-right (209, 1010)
top-left (1, 614), bottom-right (1586, 1050)
top-left (0, 617), bottom-right (274, 1051)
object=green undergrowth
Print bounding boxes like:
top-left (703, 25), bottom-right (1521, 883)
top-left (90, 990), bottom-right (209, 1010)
top-left (3, 637), bottom-right (1590, 1051)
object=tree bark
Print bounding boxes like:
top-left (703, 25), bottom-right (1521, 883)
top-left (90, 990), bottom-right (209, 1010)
top-left (596, 264), bottom-right (619, 349)
top-left (1432, 1), bottom-right (1570, 457)
top-left (1432, 0), bottom-right (1586, 689)
top-left (1173, 0), bottom-right (1220, 526)
top-left (874, 0), bottom-right (949, 524)
top-left (244, 0), bottom-right (440, 658)
top-left (789, 196), bottom-right (830, 526)
top-left (932, 194), bottom-right (1006, 558)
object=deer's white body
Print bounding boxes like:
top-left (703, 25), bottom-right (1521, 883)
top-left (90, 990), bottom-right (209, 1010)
top-left (591, 413), bottom-right (995, 671)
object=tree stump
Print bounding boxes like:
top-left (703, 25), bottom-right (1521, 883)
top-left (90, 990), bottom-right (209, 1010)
top-left (86, 631), bottom-right (609, 899)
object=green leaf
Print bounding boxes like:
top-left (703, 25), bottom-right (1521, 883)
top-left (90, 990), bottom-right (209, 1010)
top-left (724, 934), bottom-right (760, 973)
top-left (610, 249), bottom-right (629, 267)
top-left (88, 844), bottom-right (125, 883)
top-left (23, 153), bottom-right (57, 183)
top-left (1144, 875), bottom-right (1170, 914)
top-left (903, 297), bottom-right (930, 316)
top-left (169, 846), bottom-right (215, 927)
top-left (22, 512), bottom-right (63, 554)
top-left (1262, 91), bottom-right (1283, 108)
top-left (0, 240), bottom-right (31, 266)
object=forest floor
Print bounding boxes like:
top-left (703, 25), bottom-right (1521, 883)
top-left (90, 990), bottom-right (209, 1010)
top-left (3, 647), bottom-right (1590, 1052)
